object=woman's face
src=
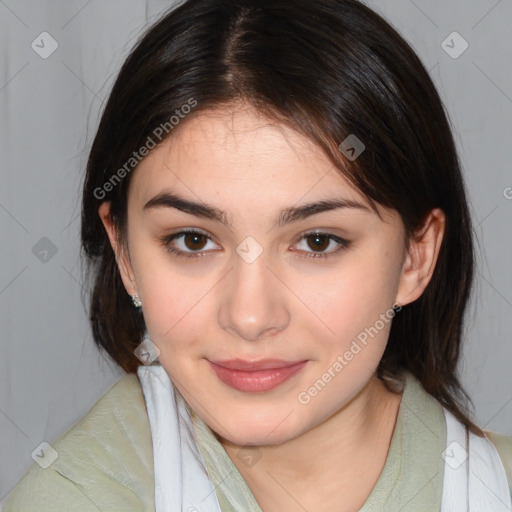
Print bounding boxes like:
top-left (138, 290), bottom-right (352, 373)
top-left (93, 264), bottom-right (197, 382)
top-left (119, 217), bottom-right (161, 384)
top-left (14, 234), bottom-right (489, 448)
top-left (101, 104), bottom-right (426, 447)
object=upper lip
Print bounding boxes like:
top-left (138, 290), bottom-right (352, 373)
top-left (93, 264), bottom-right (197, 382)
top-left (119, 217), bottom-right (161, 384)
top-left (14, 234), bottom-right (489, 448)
top-left (208, 358), bottom-right (307, 371)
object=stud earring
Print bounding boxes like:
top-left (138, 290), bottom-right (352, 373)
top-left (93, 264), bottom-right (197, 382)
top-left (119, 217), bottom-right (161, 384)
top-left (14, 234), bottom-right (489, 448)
top-left (131, 294), bottom-right (142, 308)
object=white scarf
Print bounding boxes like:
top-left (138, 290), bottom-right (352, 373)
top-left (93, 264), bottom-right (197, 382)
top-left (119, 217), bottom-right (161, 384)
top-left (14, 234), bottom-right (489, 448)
top-left (442, 407), bottom-right (511, 511)
top-left (137, 365), bottom-right (511, 511)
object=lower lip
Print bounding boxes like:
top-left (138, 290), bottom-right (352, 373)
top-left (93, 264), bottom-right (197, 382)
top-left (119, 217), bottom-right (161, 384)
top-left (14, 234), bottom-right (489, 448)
top-left (207, 361), bottom-right (308, 393)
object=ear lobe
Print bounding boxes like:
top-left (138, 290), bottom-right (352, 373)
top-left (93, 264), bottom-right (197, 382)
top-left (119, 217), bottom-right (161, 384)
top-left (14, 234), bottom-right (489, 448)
top-left (395, 208), bottom-right (446, 307)
top-left (97, 201), bottom-right (138, 296)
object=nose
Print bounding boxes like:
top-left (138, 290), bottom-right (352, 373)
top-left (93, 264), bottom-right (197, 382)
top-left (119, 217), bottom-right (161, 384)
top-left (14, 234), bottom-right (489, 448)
top-left (218, 252), bottom-right (290, 342)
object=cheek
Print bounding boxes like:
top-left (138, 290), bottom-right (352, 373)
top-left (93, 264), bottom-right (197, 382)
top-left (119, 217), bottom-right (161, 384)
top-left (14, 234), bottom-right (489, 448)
top-left (132, 252), bottom-right (207, 348)
top-left (307, 259), bottom-right (397, 326)
top-left (295, 250), bottom-right (401, 365)
top-left (135, 274), bottom-right (226, 379)
top-left (294, 261), bottom-right (400, 418)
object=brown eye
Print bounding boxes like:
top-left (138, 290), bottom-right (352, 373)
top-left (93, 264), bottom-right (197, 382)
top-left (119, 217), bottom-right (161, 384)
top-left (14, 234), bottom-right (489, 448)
top-left (161, 229), bottom-right (219, 258)
top-left (293, 231), bottom-right (351, 259)
top-left (183, 232), bottom-right (208, 251)
top-left (305, 233), bottom-right (331, 252)
top-left (161, 229), bottom-right (350, 261)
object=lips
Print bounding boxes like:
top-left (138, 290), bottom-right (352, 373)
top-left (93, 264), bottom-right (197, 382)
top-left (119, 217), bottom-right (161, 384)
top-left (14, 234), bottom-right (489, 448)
top-left (210, 358), bottom-right (306, 371)
top-left (207, 358), bottom-right (308, 393)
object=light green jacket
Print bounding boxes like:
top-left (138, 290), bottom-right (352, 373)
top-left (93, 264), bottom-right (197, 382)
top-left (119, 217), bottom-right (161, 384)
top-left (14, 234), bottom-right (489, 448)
top-left (4, 371), bottom-right (512, 511)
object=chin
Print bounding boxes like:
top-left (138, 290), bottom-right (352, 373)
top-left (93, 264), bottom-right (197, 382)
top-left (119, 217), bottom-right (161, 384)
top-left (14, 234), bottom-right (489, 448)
top-left (212, 410), bottom-right (306, 448)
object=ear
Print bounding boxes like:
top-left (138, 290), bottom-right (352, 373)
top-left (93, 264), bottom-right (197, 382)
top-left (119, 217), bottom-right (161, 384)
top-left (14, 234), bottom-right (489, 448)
top-left (97, 201), bottom-right (139, 297)
top-left (395, 208), bottom-right (446, 307)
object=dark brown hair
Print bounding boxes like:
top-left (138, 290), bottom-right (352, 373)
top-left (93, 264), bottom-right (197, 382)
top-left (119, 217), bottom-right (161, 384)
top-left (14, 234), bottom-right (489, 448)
top-left (80, 0), bottom-right (484, 436)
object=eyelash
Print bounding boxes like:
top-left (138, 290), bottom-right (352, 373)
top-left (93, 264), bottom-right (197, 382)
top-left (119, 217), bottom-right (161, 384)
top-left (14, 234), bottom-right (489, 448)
top-left (159, 228), bottom-right (351, 260)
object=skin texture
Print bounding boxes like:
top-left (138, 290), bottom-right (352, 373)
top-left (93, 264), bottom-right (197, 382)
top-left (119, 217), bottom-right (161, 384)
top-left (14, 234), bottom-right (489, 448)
top-left (98, 103), bottom-right (445, 511)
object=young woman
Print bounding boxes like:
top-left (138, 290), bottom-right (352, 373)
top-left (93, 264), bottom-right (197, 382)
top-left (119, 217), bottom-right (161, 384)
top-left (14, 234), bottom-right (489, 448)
top-left (5, 0), bottom-right (511, 511)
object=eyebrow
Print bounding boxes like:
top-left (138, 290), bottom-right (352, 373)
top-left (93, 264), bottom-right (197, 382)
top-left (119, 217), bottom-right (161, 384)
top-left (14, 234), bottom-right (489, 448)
top-left (143, 191), bottom-right (371, 229)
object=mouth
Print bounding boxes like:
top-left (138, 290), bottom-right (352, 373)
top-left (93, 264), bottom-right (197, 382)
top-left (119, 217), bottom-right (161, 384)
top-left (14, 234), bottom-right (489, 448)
top-left (207, 358), bottom-right (308, 393)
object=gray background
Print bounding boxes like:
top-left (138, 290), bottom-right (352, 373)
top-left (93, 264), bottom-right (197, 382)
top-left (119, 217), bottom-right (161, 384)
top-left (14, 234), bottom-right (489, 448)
top-left (1, 0), bottom-right (511, 506)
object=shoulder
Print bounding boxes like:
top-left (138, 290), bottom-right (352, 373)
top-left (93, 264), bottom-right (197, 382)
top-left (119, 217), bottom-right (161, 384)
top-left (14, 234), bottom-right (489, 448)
top-left (485, 430), bottom-right (512, 497)
top-left (3, 373), bottom-right (155, 512)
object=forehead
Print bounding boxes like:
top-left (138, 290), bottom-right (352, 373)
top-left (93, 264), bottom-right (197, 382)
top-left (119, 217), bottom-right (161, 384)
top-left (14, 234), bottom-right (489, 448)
top-left (129, 105), bottom-right (369, 209)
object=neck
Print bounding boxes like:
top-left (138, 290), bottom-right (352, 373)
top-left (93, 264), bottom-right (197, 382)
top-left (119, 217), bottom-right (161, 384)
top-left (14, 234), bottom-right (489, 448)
top-left (219, 374), bottom-right (404, 512)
